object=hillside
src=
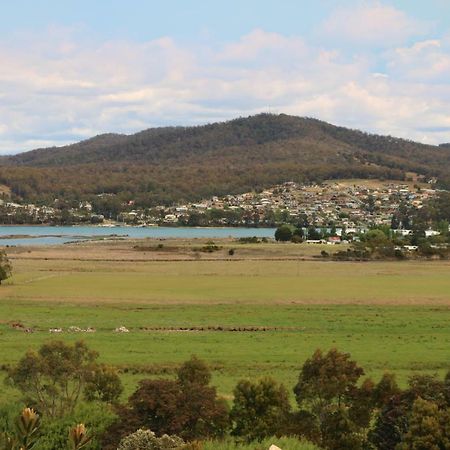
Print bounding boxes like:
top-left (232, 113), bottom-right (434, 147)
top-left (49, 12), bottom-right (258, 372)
top-left (0, 114), bottom-right (449, 206)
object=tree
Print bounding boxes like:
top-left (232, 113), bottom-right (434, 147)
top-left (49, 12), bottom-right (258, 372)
top-left (294, 349), bottom-right (364, 415)
top-left (7, 341), bottom-right (122, 418)
top-left (84, 364), bottom-right (123, 402)
top-left (397, 398), bottom-right (450, 450)
top-left (406, 374), bottom-right (448, 408)
top-left (231, 377), bottom-right (291, 442)
top-left (291, 227), bottom-right (304, 243)
top-left (369, 374), bottom-right (450, 450)
top-left (307, 226), bottom-right (322, 240)
top-left (177, 356), bottom-right (211, 387)
top-left (0, 250), bottom-right (12, 285)
top-left (320, 407), bottom-right (366, 450)
top-left (373, 372), bottom-right (401, 408)
top-left (293, 349), bottom-right (368, 449)
top-left (353, 228), bottom-right (394, 258)
top-left (274, 224), bottom-right (292, 242)
top-left (108, 357), bottom-right (229, 447)
top-left (128, 380), bottom-right (183, 438)
top-left (364, 195), bottom-right (376, 213)
top-left (368, 394), bottom-right (410, 450)
top-left (347, 378), bottom-right (375, 429)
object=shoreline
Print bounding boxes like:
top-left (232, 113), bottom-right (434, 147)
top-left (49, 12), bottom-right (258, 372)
top-left (0, 223), bottom-right (276, 229)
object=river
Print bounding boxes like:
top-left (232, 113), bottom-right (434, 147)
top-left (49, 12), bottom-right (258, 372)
top-left (0, 225), bottom-right (276, 246)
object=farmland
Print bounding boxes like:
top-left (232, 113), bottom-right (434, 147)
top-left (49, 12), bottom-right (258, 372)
top-left (1, 238), bottom-right (450, 402)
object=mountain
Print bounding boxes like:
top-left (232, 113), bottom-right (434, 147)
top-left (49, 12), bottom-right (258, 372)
top-left (0, 114), bottom-right (449, 206)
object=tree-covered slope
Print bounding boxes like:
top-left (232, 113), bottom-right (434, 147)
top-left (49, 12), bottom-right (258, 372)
top-left (0, 114), bottom-right (448, 206)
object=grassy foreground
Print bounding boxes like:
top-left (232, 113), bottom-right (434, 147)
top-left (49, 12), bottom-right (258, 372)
top-left (1, 239), bottom-right (450, 402)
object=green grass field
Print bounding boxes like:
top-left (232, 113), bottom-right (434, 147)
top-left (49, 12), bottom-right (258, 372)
top-left (1, 242), bottom-right (450, 403)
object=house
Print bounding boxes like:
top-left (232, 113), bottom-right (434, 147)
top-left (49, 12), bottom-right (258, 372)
top-left (397, 229), bottom-right (413, 236)
top-left (327, 236), bottom-right (341, 244)
top-left (164, 214), bottom-right (178, 223)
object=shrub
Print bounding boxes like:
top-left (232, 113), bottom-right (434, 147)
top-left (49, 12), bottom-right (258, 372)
top-left (117, 428), bottom-right (184, 450)
top-left (37, 402), bottom-right (116, 450)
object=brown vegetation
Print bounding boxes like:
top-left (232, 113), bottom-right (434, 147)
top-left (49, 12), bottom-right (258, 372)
top-left (1, 114), bottom-right (449, 206)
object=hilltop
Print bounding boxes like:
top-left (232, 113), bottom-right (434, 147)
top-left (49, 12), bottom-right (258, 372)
top-left (0, 114), bottom-right (449, 206)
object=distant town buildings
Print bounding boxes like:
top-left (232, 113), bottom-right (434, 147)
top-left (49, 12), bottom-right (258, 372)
top-left (0, 181), bottom-right (446, 242)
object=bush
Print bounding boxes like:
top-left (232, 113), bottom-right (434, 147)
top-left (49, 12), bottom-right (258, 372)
top-left (117, 429), bottom-right (185, 450)
top-left (37, 403), bottom-right (116, 450)
top-left (237, 237), bottom-right (260, 244)
top-left (200, 242), bottom-right (221, 253)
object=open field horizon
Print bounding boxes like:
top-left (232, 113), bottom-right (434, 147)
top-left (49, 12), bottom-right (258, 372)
top-left (1, 239), bottom-right (450, 403)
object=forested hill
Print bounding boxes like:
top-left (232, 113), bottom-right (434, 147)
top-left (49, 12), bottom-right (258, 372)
top-left (0, 114), bottom-right (449, 206)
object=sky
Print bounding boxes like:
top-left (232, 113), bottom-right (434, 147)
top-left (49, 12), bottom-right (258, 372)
top-left (1, 0), bottom-right (450, 154)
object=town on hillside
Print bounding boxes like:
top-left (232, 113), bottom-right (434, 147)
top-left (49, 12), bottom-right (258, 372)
top-left (0, 179), bottom-right (447, 241)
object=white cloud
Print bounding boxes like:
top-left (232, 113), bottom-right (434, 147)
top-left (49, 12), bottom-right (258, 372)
top-left (387, 39), bottom-right (450, 81)
top-left (320, 3), bottom-right (427, 46)
top-left (0, 23), bottom-right (449, 154)
top-left (218, 29), bottom-right (308, 64)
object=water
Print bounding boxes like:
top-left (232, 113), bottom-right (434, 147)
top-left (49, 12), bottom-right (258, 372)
top-left (0, 225), bottom-right (276, 246)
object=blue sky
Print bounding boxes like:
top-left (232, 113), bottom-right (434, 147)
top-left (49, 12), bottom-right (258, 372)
top-left (1, 0), bottom-right (450, 153)
top-left (2, 1), bottom-right (449, 42)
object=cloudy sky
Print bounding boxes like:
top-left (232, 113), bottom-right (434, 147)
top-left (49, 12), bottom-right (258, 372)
top-left (1, 0), bottom-right (450, 154)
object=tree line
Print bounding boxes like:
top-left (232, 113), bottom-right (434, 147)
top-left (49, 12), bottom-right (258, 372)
top-left (3, 341), bottom-right (450, 449)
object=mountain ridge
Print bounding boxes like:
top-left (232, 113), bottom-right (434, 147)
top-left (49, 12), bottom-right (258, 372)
top-left (0, 114), bottom-right (449, 206)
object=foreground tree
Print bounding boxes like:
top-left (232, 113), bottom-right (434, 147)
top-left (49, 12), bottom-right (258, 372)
top-left (369, 373), bottom-right (450, 449)
top-left (7, 341), bottom-right (122, 418)
top-left (369, 395), bottom-right (409, 450)
top-left (372, 372), bottom-right (401, 408)
top-left (231, 377), bottom-right (291, 442)
top-left (0, 250), bottom-right (12, 284)
top-left (320, 406), bottom-right (366, 450)
top-left (397, 398), bottom-right (450, 450)
top-left (293, 348), bottom-right (371, 449)
top-left (103, 356), bottom-right (229, 449)
top-left (294, 348), bottom-right (364, 416)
